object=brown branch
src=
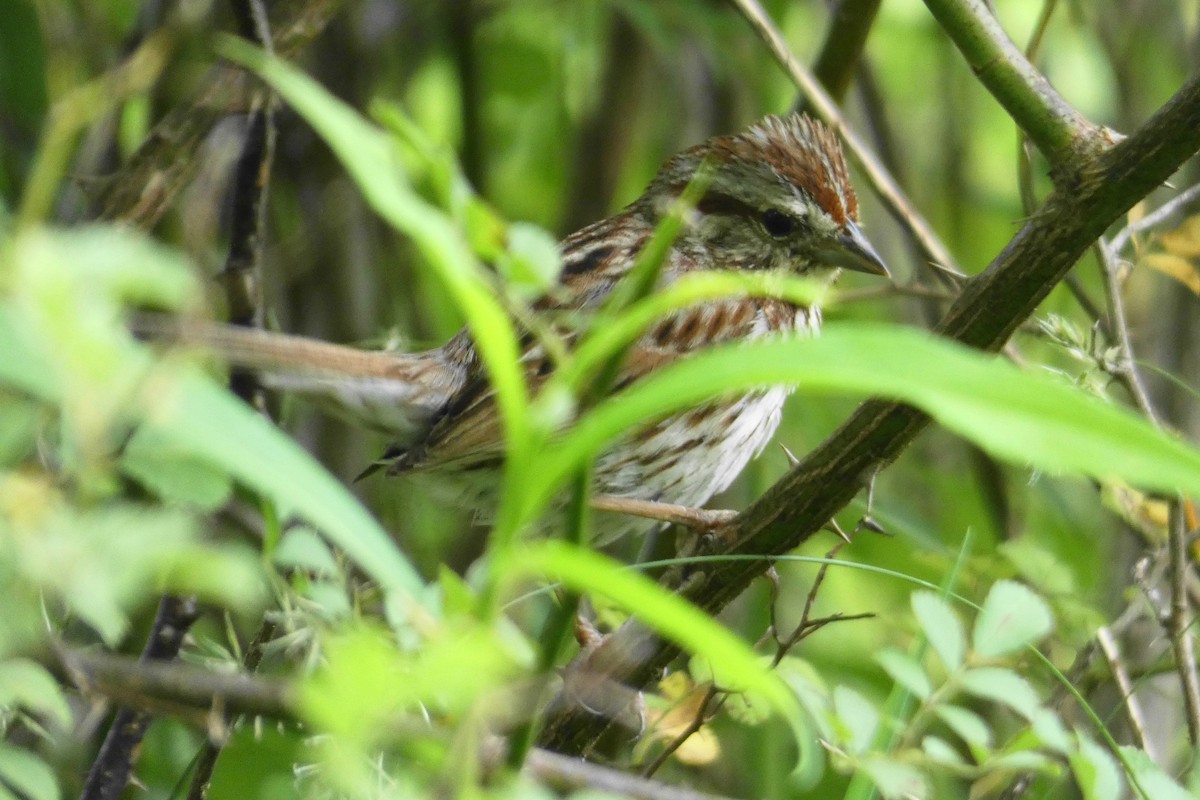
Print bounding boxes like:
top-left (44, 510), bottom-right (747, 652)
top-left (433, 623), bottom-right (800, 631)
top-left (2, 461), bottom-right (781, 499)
top-left (79, 596), bottom-right (201, 800)
top-left (537, 69), bottom-right (1200, 755)
top-left (60, 648), bottom-right (732, 800)
top-left (61, 645), bottom-right (294, 723)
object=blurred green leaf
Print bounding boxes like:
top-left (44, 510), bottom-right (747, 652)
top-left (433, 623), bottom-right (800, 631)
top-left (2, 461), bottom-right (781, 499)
top-left (141, 369), bottom-right (425, 605)
top-left (1031, 707), bottom-right (1072, 754)
top-left (1118, 746), bottom-right (1192, 800)
top-left (861, 756), bottom-right (927, 800)
top-left (497, 222), bottom-right (563, 297)
top-left (972, 580), bottom-right (1053, 658)
top-left (959, 667), bottom-right (1041, 720)
top-left (921, 735), bottom-right (964, 765)
top-left (833, 685), bottom-right (878, 754)
top-left (0, 744), bottom-right (58, 800)
top-left (934, 704), bottom-right (992, 750)
top-left (876, 649), bottom-right (931, 700)
top-left (911, 591), bottom-right (964, 672)
top-left (539, 324), bottom-right (1200, 517)
top-left (120, 427), bottom-right (233, 511)
top-left (273, 526), bottom-right (341, 577)
top-left (1070, 733), bottom-right (1122, 800)
top-left (0, 392), bottom-right (39, 466)
top-left (0, 660), bottom-right (71, 728)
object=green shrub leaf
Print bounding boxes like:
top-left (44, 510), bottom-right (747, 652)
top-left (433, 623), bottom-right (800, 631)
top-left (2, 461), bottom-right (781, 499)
top-left (973, 580), bottom-right (1053, 658)
top-left (911, 591), bottom-right (965, 671)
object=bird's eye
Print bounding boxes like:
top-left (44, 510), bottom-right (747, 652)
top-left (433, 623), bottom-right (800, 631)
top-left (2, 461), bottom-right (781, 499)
top-left (760, 209), bottom-right (795, 238)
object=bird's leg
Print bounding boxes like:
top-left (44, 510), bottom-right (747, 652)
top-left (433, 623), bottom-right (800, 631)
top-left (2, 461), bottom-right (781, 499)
top-left (589, 495), bottom-right (738, 532)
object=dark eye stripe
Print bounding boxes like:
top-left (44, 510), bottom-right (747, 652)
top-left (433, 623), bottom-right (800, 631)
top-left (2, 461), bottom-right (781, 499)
top-left (695, 191), bottom-right (761, 219)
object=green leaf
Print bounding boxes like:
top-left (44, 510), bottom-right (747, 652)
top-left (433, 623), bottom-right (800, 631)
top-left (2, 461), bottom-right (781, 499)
top-left (120, 427), bottom-right (233, 511)
top-left (1070, 733), bottom-right (1122, 800)
top-left (959, 667), bottom-right (1041, 719)
top-left (833, 685), bottom-right (878, 754)
top-left (973, 580), bottom-right (1053, 658)
top-left (934, 704), bottom-right (992, 750)
top-left (498, 222), bottom-right (563, 297)
top-left (860, 756), bottom-right (927, 800)
top-left (142, 369), bottom-right (425, 606)
top-left (273, 527), bottom-right (341, 577)
top-left (0, 660), bottom-right (71, 727)
top-left (535, 324), bottom-right (1200, 517)
top-left (1118, 745), bottom-right (1192, 800)
top-left (0, 391), bottom-right (40, 466)
top-left (216, 38), bottom-right (530, 527)
top-left (518, 542), bottom-right (816, 780)
top-left (1030, 706), bottom-right (1072, 754)
top-left (911, 591), bottom-right (964, 671)
top-left (876, 649), bottom-right (932, 700)
top-left (921, 735), bottom-right (964, 765)
top-left (0, 744), bottom-right (59, 800)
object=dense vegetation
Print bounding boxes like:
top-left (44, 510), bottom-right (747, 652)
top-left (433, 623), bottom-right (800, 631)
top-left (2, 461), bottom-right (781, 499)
top-left (2, 1), bottom-right (1200, 798)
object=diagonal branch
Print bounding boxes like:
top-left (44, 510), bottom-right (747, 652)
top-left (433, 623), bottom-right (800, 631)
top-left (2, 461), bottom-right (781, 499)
top-left (728, 0), bottom-right (964, 280)
top-left (538, 68), bottom-right (1200, 755)
top-left (91, 0), bottom-right (344, 227)
top-left (921, 0), bottom-right (1108, 169)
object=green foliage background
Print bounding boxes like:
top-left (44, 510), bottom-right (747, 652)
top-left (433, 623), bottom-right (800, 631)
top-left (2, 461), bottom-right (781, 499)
top-left (1, 1), bottom-right (1199, 799)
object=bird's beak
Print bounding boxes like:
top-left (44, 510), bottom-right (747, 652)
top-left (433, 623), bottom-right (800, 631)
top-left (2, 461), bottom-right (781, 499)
top-left (822, 220), bottom-right (890, 277)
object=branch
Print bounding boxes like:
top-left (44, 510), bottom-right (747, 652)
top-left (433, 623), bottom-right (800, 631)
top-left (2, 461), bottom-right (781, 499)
top-left (79, 597), bottom-right (202, 800)
top-left (805, 0), bottom-right (883, 106)
top-left (727, 0), bottom-right (965, 280)
top-left (59, 648), bottom-right (733, 800)
top-left (921, 0), bottom-right (1108, 168)
top-left (538, 69), bottom-right (1200, 755)
top-left (90, 0), bottom-right (344, 227)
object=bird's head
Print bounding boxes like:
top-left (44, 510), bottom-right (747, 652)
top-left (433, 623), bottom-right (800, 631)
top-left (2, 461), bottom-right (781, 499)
top-left (642, 114), bottom-right (888, 278)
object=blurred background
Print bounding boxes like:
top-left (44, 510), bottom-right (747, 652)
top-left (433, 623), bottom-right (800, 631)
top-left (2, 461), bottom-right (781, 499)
top-left (3, 0), bottom-right (1199, 796)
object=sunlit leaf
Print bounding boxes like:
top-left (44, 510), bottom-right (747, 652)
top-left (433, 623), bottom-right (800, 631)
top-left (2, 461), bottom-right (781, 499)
top-left (536, 325), bottom-right (1200, 521)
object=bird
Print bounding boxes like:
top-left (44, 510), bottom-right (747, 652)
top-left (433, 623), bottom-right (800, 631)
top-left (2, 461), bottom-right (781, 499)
top-left (161, 114), bottom-right (888, 543)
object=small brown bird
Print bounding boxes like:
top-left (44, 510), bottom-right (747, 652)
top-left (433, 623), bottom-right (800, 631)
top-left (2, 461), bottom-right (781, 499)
top-left (174, 114), bottom-right (888, 542)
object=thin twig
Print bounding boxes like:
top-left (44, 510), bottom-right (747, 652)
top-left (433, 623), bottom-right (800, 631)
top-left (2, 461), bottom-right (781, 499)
top-left (727, 0), bottom-right (965, 281)
top-left (1094, 242), bottom-right (1160, 421)
top-left (1167, 504), bottom-right (1200, 745)
top-left (1108, 181), bottom-right (1200, 256)
top-left (1094, 626), bottom-right (1150, 751)
top-left (640, 685), bottom-right (722, 779)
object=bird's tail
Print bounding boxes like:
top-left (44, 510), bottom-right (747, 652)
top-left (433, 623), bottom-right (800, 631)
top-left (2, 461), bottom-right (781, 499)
top-left (133, 314), bottom-right (458, 443)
